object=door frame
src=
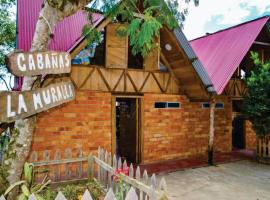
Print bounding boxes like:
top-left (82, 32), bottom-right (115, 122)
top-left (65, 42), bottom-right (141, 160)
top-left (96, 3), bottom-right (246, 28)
top-left (111, 95), bottom-right (144, 164)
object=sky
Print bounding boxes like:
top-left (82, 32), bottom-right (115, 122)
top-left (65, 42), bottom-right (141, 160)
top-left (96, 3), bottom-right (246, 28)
top-left (1, 0), bottom-right (270, 90)
top-left (183, 0), bottom-right (270, 40)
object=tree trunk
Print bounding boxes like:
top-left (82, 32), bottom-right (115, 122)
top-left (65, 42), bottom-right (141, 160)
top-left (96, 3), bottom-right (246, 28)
top-left (208, 97), bottom-right (215, 165)
top-left (5, 0), bottom-right (90, 195)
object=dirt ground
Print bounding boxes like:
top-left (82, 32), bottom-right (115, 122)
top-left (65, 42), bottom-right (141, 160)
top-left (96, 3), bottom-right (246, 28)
top-left (160, 160), bottom-right (270, 200)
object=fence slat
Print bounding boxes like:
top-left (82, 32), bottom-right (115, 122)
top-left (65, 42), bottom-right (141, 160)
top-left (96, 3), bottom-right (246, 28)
top-left (143, 170), bottom-right (148, 184)
top-left (136, 166), bottom-right (141, 180)
top-left (64, 148), bottom-right (72, 180)
top-left (159, 177), bottom-right (167, 192)
top-left (28, 194), bottom-right (37, 200)
top-left (98, 147), bottom-right (101, 182)
top-left (123, 160), bottom-right (127, 169)
top-left (0, 195), bottom-right (6, 200)
top-left (113, 154), bottom-right (117, 169)
top-left (54, 150), bottom-right (61, 182)
top-left (129, 163), bottom-right (134, 178)
top-left (82, 189), bottom-right (93, 200)
top-left (151, 174), bottom-right (157, 189)
top-left (125, 187), bottom-right (138, 200)
top-left (55, 191), bottom-right (67, 200)
top-left (117, 158), bottom-right (122, 170)
top-left (76, 147), bottom-right (83, 178)
top-left (104, 188), bottom-right (116, 200)
top-left (88, 154), bottom-right (94, 179)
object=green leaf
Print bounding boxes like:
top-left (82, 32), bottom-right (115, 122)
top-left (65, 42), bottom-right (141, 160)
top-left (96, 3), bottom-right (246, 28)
top-left (21, 184), bottom-right (30, 197)
top-left (4, 180), bottom-right (26, 196)
top-left (17, 193), bottom-right (27, 200)
top-left (24, 162), bottom-right (34, 186)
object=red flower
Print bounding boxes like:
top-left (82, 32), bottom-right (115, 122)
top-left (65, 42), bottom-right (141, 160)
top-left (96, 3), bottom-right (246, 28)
top-left (112, 167), bottom-right (130, 182)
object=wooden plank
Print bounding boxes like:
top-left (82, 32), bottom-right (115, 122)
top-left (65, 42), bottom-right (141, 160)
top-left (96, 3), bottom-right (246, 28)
top-left (125, 187), bottom-right (138, 200)
top-left (82, 190), bottom-right (93, 200)
top-left (104, 188), bottom-right (116, 200)
top-left (76, 148), bottom-right (83, 178)
top-left (65, 148), bottom-right (72, 180)
top-left (7, 51), bottom-right (71, 76)
top-left (55, 191), bottom-right (67, 200)
top-left (33, 157), bottom-right (87, 167)
top-left (111, 96), bottom-right (116, 156)
top-left (0, 195), bottom-right (5, 200)
top-left (88, 155), bottom-right (94, 179)
top-left (54, 150), bottom-right (61, 182)
top-left (106, 24), bottom-right (128, 68)
top-left (0, 80), bottom-right (75, 123)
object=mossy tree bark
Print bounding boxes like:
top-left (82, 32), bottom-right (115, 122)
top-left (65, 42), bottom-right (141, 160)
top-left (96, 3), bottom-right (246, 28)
top-left (5, 0), bottom-right (90, 196)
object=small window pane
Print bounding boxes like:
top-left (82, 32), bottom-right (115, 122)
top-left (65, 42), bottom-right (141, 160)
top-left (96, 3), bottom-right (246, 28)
top-left (155, 102), bottom-right (167, 108)
top-left (202, 103), bottom-right (210, 108)
top-left (215, 103), bottom-right (224, 109)
top-left (168, 102), bottom-right (181, 108)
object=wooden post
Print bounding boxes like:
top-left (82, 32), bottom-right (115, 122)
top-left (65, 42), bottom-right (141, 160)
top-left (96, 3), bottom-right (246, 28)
top-left (208, 97), bottom-right (215, 165)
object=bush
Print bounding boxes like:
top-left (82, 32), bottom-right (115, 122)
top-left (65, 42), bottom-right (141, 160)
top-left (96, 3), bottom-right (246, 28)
top-left (243, 52), bottom-right (270, 137)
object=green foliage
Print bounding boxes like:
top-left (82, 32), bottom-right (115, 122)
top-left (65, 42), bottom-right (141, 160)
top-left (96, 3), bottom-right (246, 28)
top-left (83, 0), bottom-right (199, 57)
top-left (3, 162), bottom-right (51, 199)
top-left (0, 165), bottom-right (9, 195)
top-left (0, 0), bottom-right (16, 70)
top-left (243, 52), bottom-right (270, 137)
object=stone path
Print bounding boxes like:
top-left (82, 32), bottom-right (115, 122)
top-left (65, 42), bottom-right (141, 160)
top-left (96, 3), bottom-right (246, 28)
top-left (159, 160), bottom-right (270, 200)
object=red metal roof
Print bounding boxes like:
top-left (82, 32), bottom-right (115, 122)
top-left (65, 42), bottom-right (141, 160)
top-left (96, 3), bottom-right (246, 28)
top-left (190, 16), bottom-right (270, 95)
top-left (17, 0), bottom-right (102, 51)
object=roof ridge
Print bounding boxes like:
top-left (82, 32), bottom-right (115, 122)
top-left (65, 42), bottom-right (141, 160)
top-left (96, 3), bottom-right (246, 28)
top-left (190, 15), bottom-right (270, 42)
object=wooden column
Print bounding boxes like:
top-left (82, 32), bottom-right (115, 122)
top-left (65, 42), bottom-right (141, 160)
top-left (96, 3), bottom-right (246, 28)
top-left (208, 97), bottom-right (216, 165)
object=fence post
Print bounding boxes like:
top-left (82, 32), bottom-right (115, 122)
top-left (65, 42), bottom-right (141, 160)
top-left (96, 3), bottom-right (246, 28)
top-left (54, 150), bottom-right (61, 182)
top-left (77, 147), bottom-right (83, 179)
top-left (88, 154), bottom-right (94, 180)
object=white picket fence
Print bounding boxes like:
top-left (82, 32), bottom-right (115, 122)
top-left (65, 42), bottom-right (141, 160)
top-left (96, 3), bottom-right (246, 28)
top-left (1, 147), bottom-right (168, 200)
top-left (0, 187), bottom-right (141, 200)
top-left (89, 147), bottom-right (168, 200)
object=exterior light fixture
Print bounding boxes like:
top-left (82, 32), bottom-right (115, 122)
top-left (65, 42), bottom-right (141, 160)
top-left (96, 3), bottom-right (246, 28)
top-left (165, 44), bottom-right (172, 51)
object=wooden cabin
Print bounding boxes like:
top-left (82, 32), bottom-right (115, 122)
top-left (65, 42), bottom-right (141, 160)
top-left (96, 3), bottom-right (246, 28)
top-left (16, 0), bottom-right (233, 165)
top-left (191, 16), bottom-right (270, 152)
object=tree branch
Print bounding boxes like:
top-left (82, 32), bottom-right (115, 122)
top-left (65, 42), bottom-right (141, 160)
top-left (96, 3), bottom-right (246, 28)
top-left (0, 75), bottom-right (10, 90)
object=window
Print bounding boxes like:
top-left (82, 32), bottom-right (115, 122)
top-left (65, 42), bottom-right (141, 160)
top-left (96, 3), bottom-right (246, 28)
top-left (154, 102), bottom-right (181, 109)
top-left (202, 102), bottom-right (210, 109)
top-left (202, 102), bottom-right (224, 109)
top-left (168, 102), bottom-right (181, 108)
top-left (154, 102), bottom-right (167, 108)
top-left (128, 43), bottom-right (144, 69)
top-left (215, 103), bottom-right (224, 109)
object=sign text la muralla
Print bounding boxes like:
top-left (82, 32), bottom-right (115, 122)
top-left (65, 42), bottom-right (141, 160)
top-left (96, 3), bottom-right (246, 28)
top-left (7, 51), bottom-right (71, 76)
top-left (0, 81), bottom-right (75, 123)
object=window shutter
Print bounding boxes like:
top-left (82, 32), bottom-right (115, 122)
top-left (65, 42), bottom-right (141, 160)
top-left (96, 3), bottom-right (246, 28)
top-left (106, 23), bottom-right (128, 68)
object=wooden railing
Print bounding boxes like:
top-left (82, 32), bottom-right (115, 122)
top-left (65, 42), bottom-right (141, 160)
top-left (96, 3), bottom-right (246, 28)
top-left (90, 147), bottom-right (167, 200)
top-left (257, 135), bottom-right (270, 163)
top-left (29, 147), bottom-right (167, 199)
top-left (0, 187), bottom-right (142, 200)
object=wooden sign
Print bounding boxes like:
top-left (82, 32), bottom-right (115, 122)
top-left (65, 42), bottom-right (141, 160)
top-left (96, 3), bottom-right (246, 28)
top-left (0, 80), bottom-right (75, 123)
top-left (6, 51), bottom-right (72, 76)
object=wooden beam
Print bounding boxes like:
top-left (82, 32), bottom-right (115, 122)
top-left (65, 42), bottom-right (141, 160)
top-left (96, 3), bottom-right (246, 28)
top-left (160, 52), bottom-right (184, 94)
top-left (163, 27), bottom-right (210, 96)
top-left (254, 41), bottom-right (270, 46)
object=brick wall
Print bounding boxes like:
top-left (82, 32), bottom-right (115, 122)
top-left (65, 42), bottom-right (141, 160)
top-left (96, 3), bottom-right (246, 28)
top-left (29, 91), bottom-right (233, 164)
top-left (143, 94), bottom-right (232, 163)
top-left (245, 120), bottom-right (257, 150)
top-left (29, 91), bottom-right (112, 161)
